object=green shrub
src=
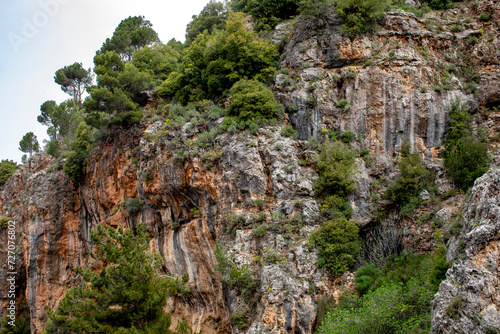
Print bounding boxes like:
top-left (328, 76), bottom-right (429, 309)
top-left (0, 160), bottom-right (18, 186)
top-left (341, 130), bottom-right (355, 144)
top-left (231, 310), bottom-right (248, 330)
top-left (450, 24), bottom-right (463, 32)
top-left (336, 99), bottom-right (351, 111)
top-left (443, 100), bottom-right (490, 190)
top-left (423, 0), bottom-right (454, 10)
top-left (309, 218), bottom-right (361, 276)
top-left (121, 198), bottom-right (142, 215)
top-left (335, 0), bottom-right (390, 38)
top-left (63, 122), bottom-right (92, 184)
top-left (280, 125), bottom-right (297, 138)
top-left (317, 277), bottom-right (433, 334)
top-left (446, 294), bottom-right (465, 318)
top-left (227, 79), bottom-right (282, 121)
top-left (314, 139), bottom-right (357, 199)
top-left (385, 138), bottom-right (431, 210)
top-left (253, 223), bottom-right (268, 236)
top-left (355, 263), bottom-right (383, 295)
top-left (479, 12), bottom-right (491, 22)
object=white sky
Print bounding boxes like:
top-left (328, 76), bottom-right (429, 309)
top-left (0, 0), bottom-right (211, 163)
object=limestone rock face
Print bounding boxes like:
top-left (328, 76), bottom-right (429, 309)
top-left (431, 168), bottom-right (500, 333)
top-left (0, 4), bottom-right (499, 334)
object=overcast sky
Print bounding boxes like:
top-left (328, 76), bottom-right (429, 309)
top-left (0, 0), bottom-right (211, 163)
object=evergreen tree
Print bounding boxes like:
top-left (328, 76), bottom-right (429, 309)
top-left (46, 223), bottom-right (191, 333)
top-left (18, 132), bottom-right (39, 158)
top-left (99, 16), bottom-right (160, 61)
top-left (54, 62), bottom-right (92, 104)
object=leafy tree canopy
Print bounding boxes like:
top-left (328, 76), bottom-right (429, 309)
top-left (314, 139), bottom-right (357, 199)
top-left (46, 223), bottom-right (191, 333)
top-left (132, 40), bottom-right (184, 84)
top-left (227, 79), bottom-right (281, 120)
top-left (186, 1), bottom-right (228, 43)
top-left (335, 0), bottom-right (390, 38)
top-left (84, 51), bottom-right (153, 115)
top-left (443, 100), bottom-right (490, 190)
top-left (230, 0), bottom-right (299, 30)
top-left (158, 11), bottom-right (279, 103)
top-left (310, 218), bottom-right (361, 276)
top-left (54, 62), bottom-right (92, 104)
top-left (18, 132), bottom-right (40, 158)
top-left (99, 16), bottom-right (160, 61)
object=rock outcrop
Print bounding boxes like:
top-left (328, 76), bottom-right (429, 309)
top-left (0, 2), bottom-right (499, 333)
top-left (431, 168), bottom-right (500, 333)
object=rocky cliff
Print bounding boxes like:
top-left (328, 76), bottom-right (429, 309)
top-left (1, 1), bottom-right (500, 333)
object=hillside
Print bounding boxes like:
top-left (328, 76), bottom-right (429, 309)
top-left (0, 0), bottom-right (499, 333)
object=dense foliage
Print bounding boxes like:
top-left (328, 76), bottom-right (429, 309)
top-left (227, 79), bottom-right (281, 120)
top-left (38, 99), bottom-right (83, 157)
top-left (54, 62), bottom-right (92, 104)
top-left (158, 11), bottom-right (279, 103)
top-left (309, 218), bottom-right (361, 275)
top-left (313, 139), bottom-right (357, 218)
top-left (231, 0), bottom-right (299, 30)
top-left (443, 100), bottom-right (489, 190)
top-left (99, 16), bottom-right (160, 61)
top-left (385, 138), bottom-right (433, 212)
top-left (0, 160), bottom-right (18, 186)
top-left (18, 132), bottom-right (39, 158)
top-left (46, 223), bottom-right (190, 333)
top-left (63, 122), bottom-right (92, 184)
top-left (318, 250), bottom-right (449, 333)
top-left (335, 0), bottom-right (390, 37)
top-left (186, 1), bottom-right (228, 43)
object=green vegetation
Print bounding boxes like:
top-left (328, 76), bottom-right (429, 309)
top-left (121, 197), bottom-right (142, 215)
top-left (335, 0), bottom-right (390, 38)
top-left (309, 218), bottom-right (361, 276)
top-left (443, 100), bottom-right (490, 190)
top-left (18, 132), bottom-right (39, 159)
top-left (314, 139), bottom-right (357, 218)
top-left (227, 79), bottom-right (282, 121)
top-left (46, 223), bottom-right (191, 333)
top-left (280, 125), bottom-right (297, 138)
top-left (186, 1), bottom-right (228, 43)
top-left (478, 12), bottom-right (491, 22)
top-left (318, 250), bottom-right (449, 333)
top-left (98, 16), bottom-right (160, 61)
top-left (385, 138), bottom-right (433, 213)
top-left (0, 160), bottom-right (18, 186)
top-left (158, 12), bottom-right (279, 103)
top-left (54, 62), bottom-right (92, 104)
top-left (317, 278), bottom-right (433, 334)
top-left (0, 303), bottom-right (31, 334)
top-left (214, 242), bottom-right (260, 303)
top-left (38, 99), bottom-right (84, 157)
top-left (63, 122), bottom-right (92, 184)
top-left (231, 0), bottom-right (299, 31)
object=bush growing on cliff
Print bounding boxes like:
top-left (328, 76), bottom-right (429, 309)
top-left (0, 160), bottom-right (18, 186)
top-left (309, 218), bottom-right (361, 276)
top-left (314, 139), bottom-right (357, 217)
top-left (443, 100), bottom-right (490, 191)
top-left (227, 79), bottom-right (283, 121)
top-left (385, 138), bottom-right (433, 212)
top-left (45, 223), bottom-right (191, 334)
top-left (158, 12), bottom-right (279, 103)
top-left (63, 122), bottom-right (92, 184)
top-left (335, 0), bottom-right (391, 38)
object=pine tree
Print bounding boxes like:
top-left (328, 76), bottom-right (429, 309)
top-left (18, 132), bottom-right (39, 158)
top-left (46, 223), bottom-right (192, 333)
